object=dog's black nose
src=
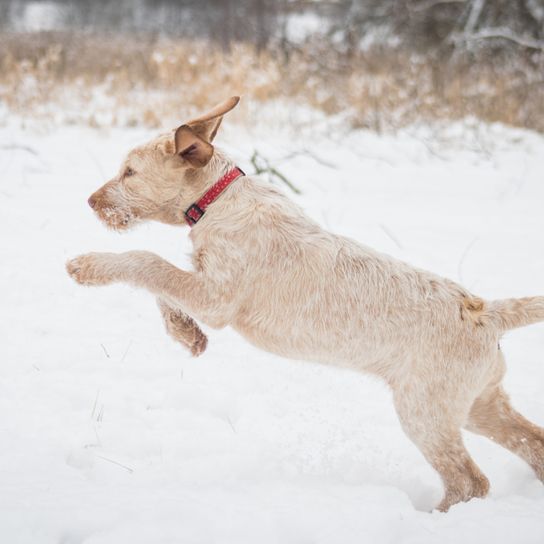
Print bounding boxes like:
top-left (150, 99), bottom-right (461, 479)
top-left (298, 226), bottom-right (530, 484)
top-left (88, 195), bottom-right (97, 209)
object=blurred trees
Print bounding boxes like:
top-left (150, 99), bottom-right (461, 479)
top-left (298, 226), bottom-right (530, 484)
top-left (0, 0), bottom-right (284, 51)
top-left (1, 0), bottom-right (542, 57)
top-left (326, 0), bottom-right (544, 56)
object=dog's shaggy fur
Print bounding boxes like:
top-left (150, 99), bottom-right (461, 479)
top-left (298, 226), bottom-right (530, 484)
top-left (67, 98), bottom-right (544, 511)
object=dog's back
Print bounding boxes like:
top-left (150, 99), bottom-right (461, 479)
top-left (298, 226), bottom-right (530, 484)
top-left (192, 175), bottom-right (501, 379)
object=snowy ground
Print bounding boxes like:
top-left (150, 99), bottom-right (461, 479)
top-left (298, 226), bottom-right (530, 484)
top-left (1, 112), bottom-right (544, 543)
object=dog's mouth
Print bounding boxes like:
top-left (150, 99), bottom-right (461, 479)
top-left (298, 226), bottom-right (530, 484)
top-left (95, 205), bottom-right (140, 231)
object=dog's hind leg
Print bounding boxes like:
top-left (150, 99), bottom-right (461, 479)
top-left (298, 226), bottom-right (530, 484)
top-left (157, 298), bottom-right (208, 357)
top-left (465, 361), bottom-right (544, 481)
top-left (393, 382), bottom-right (489, 512)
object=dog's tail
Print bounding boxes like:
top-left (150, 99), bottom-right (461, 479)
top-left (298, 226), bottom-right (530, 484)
top-left (488, 296), bottom-right (544, 332)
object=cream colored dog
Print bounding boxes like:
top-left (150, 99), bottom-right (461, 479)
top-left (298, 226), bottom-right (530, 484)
top-left (67, 97), bottom-right (544, 511)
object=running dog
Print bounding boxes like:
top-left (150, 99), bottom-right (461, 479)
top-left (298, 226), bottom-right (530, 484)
top-left (67, 97), bottom-right (544, 511)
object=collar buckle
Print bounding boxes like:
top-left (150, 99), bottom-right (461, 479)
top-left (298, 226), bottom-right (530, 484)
top-left (185, 203), bottom-right (204, 225)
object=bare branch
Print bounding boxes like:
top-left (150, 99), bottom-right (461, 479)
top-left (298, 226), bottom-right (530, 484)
top-left (96, 455), bottom-right (134, 474)
top-left (250, 150), bottom-right (301, 195)
top-left (464, 0), bottom-right (486, 35)
top-left (411, 0), bottom-right (466, 13)
top-left (458, 27), bottom-right (544, 50)
top-left (457, 237), bottom-right (479, 284)
top-left (0, 144), bottom-right (39, 156)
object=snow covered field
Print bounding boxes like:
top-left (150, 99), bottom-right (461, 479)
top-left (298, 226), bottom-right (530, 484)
top-left (1, 113), bottom-right (544, 543)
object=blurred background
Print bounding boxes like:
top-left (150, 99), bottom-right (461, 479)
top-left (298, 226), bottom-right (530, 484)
top-left (1, 0), bottom-right (543, 131)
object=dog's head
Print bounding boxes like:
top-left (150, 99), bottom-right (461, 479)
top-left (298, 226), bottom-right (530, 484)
top-left (87, 96), bottom-right (239, 230)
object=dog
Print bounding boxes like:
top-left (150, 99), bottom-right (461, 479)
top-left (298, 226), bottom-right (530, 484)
top-left (67, 96), bottom-right (544, 511)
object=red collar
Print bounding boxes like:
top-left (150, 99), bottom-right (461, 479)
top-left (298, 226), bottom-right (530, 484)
top-left (184, 166), bottom-right (245, 227)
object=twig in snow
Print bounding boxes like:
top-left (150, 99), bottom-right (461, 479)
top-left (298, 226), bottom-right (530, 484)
top-left (93, 426), bottom-right (102, 447)
top-left (269, 166), bottom-right (301, 195)
top-left (100, 343), bottom-right (110, 359)
top-left (457, 236), bottom-right (479, 284)
top-left (96, 455), bottom-right (134, 474)
top-left (91, 390), bottom-right (100, 420)
top-left (226, 416), bottom-right (237, 434)
top-left (250, 150), bottom-right (301, 194)
top-left (97, 404), bottom-right (105, 423)
top-left (380, 224), bottom-right (404, 250)
top-left (0, 144), bottom-right (39, 156)
top-left (280, 148), bottom-right (337, 169)
top-left (119, 340), bottom-right (133, 363)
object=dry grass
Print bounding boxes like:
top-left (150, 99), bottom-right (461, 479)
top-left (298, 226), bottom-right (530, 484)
top-left (0, 31), bottom-right (543, 132)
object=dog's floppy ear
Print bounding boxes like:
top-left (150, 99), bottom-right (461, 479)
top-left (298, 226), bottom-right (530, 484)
top-left (174, 125), bottom-right (214, 168)
top-left (187, 96), bottom-right (240, 142)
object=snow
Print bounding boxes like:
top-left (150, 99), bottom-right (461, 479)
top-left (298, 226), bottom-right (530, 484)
top-left (284, 12), bottom-right (328, 44)
top-left (1, 114), bottom-right (544, 543)
top-left (14, 1), bottom-right (66, 32)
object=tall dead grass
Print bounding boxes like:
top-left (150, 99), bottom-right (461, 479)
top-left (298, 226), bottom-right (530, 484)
top-left (0, 31), bottom-right (542, 132)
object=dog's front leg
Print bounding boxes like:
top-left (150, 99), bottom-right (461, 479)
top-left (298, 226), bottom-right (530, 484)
top-left (66, 251), bottom-right (232, 329)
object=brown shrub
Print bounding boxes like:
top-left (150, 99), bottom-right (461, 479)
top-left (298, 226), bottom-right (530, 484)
top-left (0, 31), bottom-right (542, 132)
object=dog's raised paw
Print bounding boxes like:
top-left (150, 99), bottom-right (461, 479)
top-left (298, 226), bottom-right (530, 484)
top-left (66, 253), bottom-right (115, 286)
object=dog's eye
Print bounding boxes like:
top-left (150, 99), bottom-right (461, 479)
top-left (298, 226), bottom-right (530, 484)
top-left (124, 167), bottom-right (135, 177)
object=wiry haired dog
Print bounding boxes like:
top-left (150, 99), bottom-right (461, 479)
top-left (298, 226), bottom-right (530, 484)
top-left (67, 97), bottom-right (544, 511)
